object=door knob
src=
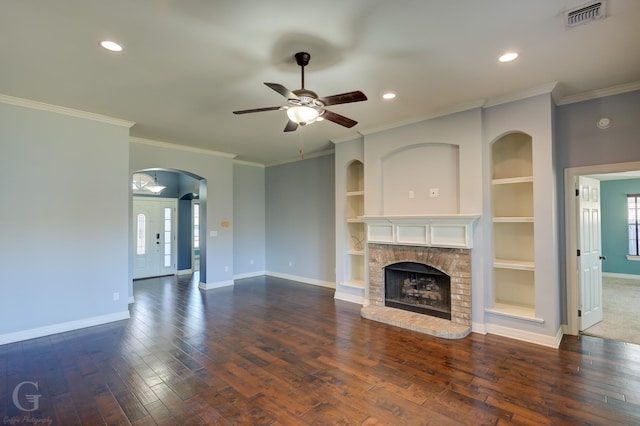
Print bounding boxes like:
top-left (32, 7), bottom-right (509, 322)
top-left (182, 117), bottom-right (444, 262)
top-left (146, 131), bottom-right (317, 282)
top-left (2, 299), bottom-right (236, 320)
top-left (599, 255), bottom-right (606, 260)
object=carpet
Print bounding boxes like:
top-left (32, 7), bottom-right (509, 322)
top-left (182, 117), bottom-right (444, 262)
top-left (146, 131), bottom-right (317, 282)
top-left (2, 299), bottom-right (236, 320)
top-left (582, 276), bottom-right (640, 346)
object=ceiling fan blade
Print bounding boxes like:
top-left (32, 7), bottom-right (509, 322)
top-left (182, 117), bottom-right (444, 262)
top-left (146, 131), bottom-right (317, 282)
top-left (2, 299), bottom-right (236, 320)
top-left (265, 82), bottom-right (299, 100)
top-left (319, 91), bottom-right (367, 106)
top-left (233, 106), bottom-right (282, 114)
top-left (322, 110), bottom-right (358, 128)
top-left (283, 120), bottom-right (298, 132)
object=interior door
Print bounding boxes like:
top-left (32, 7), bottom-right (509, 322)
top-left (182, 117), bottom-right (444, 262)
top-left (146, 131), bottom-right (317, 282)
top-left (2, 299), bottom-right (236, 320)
top-left (578, 176), bottom-right (603, 330)
top-left (133, 198), bottom-right (177, 279)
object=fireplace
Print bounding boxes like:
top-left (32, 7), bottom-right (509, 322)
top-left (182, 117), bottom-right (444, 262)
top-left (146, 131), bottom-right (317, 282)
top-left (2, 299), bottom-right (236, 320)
top-left (385, 262), bottom-right (451, 320)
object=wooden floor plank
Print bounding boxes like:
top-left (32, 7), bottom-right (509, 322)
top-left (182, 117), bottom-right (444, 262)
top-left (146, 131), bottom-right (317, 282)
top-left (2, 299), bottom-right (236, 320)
top-left (2, 274), bottom-right (640, 425)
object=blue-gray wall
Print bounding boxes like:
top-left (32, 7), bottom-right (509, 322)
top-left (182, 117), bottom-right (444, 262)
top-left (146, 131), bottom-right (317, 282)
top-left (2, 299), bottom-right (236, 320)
top-left (0, 102), bottom-right (130, 340)
top-left (265, 154), bottom-right (335, 283)
top-left (556, 90), bottom-right (640, 322)
top-left (601, 178), bottom-right (640, 275)
top-left (233, 163), bottom-right (266, 276)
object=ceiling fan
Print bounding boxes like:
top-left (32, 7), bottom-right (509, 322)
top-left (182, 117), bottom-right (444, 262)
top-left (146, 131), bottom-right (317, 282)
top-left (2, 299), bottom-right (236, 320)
top-left (233, 52), bottom-right (367, 132)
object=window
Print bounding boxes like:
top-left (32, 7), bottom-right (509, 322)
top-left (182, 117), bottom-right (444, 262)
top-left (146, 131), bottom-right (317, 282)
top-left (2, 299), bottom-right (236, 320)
top-left (136, 214), bottom-right (146, 255)
top-left (164, 207), bottom-right (172, 267)
top-left (193, 203), bottom-right (200, 249)
top-left (629, 194), bottom-right (640, 256)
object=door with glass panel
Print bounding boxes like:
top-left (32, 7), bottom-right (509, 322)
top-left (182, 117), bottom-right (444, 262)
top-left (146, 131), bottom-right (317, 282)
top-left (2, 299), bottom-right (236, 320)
top-left (133, 198), bottom-right (177, 279)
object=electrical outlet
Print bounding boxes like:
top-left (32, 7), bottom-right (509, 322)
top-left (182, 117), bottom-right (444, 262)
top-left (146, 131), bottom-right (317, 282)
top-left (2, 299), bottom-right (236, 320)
top-left (224, 266), bottom-right (229, 272)
top-left (408, 190), bottom-right (415, 199)
top-left (289, 261), bottom-right (293, 267)
top-left (113, 292), bottom-right (120, 301)
top-left (429, 188), bottom-right (439, 197)
top-left (250, 259), bottom-right (254, 265)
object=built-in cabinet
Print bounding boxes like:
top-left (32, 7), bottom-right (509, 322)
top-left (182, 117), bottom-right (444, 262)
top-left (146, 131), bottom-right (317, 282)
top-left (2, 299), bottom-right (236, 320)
top-left (491, 133), bottom-right (537, 319)
top-left (346, 161), bottom-right (365, 286)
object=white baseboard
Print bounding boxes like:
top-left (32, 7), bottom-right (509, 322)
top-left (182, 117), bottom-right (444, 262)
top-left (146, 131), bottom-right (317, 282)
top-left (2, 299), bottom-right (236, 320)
top-left (603, 272), bottom-right (640, 280)
top-left (471, 322), bottom-right (487, 334)
top-left (334, 290), bottom-right (364, 305)
top-left (265, 271), bottom-right (336, 289)
top-left (233, 270), bottom-right (267, 280)
top-left (199, 280), bottom-right (234, 290)
top-left (0, 311), bottom-right (130, 345)
top-left (484, 323), bottom-right (563, 348)
top-left (177, 269), bottom-right (193, 276)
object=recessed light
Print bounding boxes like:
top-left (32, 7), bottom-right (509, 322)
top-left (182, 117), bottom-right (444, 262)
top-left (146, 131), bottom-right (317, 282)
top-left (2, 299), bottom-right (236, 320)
top-left (99, 40), bottom-right (123, 52)
top-left (597, 117), bottom-right (612, 129)
top-left (499, 52), bottom-right (518, 63)
top-left (382, 92), bottom-right (396, 100)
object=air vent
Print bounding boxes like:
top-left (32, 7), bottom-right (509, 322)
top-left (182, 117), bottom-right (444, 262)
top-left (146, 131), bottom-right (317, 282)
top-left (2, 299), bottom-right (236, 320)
top-left (566, 1), bottom-right (607, 27)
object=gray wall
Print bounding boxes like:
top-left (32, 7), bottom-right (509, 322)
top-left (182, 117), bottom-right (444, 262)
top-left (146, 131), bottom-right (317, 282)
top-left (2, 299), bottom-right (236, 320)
top-left (266, 154), bottom-right (335, 283)
top-left (233, 163), bottom-right (266, 276)
top-left (556, 90), bottom-right (640, 322)
top-left (0, 102), bottom-right (130, 338)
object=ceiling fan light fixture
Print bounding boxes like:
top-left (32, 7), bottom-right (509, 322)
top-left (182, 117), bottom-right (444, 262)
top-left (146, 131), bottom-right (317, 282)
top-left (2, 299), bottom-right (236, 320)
top-left (287, 105), bottom-right (320, 126)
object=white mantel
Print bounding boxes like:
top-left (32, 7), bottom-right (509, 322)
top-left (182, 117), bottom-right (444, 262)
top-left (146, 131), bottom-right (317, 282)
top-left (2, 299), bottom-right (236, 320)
top-left (359, 214), bottom-right (480, 249)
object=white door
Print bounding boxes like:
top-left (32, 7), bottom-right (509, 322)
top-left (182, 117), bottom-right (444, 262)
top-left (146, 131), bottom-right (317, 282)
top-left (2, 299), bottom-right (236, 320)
top-left (577, 176), bottom-right (603, 330)
top-left (133, 198), bottom-right (177, 279)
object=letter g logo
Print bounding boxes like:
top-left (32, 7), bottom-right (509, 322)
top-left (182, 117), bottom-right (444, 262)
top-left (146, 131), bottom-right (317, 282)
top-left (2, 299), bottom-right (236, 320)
top-left (12, 381), bottom-right (41, 412)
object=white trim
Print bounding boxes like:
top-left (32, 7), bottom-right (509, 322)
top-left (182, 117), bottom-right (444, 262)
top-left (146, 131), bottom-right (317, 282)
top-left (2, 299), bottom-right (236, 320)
top-left (603, 272), bottom-right (640, 280)
top-left (128, 296), bottom-right (135, 304)
top-left (334, 290), bottom-right (364, 305)
top-left (265, 148), bottom-right (335, 167)
top-left (471, 322), bottom-right (487, 334)
top-left (483, 82), bottom-right (559, 108)
top-left (130, 136), bottom-right (237, 159)
top-left (177, 269), bottom-right (193, 276)
top-left (564, 160), bottom-right (640, 336)
top-left (0, 311), bottom-right (130, 345)
top-left (233, 271), bottom-right (267, 280)
top-left (485, 323), bottom-right (563, 348)
top-left (0, 94), bottom-right (135, 128)
top-left (555, 81), bottom-right (640, 106)
top-left (625, 256), bottom-right (640, 262)
top-left (265, 271), bottom-right (336, 289)
top-left (199, 280), bottom-right (235, 290)
top-left (233, 159), bottom-right (265, 168)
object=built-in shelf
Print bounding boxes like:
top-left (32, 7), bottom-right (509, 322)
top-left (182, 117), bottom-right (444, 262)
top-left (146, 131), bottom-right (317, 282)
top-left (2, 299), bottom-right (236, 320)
top-left (348, 250), bottom-right (364, 256)
top-left (494, 258), bottom-right (534, 271)
top-left (486, 302), bottom-right (543, 323)
top-left (492, 132), bottom-right (536, 315)
top-left (347, 191), bottom-right (364, 196)
top-left (492, 176), bottom-right (533, 185)
top-left (493, 217), bottom-right (534, 223)
top-left (347, 218), bottom-right (363, 223)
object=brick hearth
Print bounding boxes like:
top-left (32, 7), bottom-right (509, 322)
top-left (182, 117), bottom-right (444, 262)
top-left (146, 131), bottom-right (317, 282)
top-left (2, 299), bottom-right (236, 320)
top-left (363, 243), bottom-right (472, 337)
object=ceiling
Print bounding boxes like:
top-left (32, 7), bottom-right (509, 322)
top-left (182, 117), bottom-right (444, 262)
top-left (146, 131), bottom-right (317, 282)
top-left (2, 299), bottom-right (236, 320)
top-left (2, 1), bottom-right (639, 165)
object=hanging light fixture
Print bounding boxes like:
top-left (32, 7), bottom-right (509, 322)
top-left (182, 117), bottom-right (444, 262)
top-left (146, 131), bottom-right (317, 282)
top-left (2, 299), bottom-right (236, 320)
top-left (132, 172), bottom-right (165, 194)
top-left (146, 172), bottom-right (166, 193)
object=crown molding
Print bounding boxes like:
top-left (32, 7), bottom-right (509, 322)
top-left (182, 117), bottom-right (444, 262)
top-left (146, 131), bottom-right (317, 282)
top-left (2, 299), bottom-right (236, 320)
top-left (233, 159), bottom-right (265, 168)
top-left (266, 147), bottom-right (335, 167)
top-left (359, 99), bottom-right (486, 137)
top-left (555, 80), bottom-right (640, 106)
top-left (330, 133), bottom-right (364, 145)
top-left (483, 82), bottom-right (559, 108)
top-left (0, 94), bottom-right (135, 128)
top-left (130, 136), bottom-right (237, 159)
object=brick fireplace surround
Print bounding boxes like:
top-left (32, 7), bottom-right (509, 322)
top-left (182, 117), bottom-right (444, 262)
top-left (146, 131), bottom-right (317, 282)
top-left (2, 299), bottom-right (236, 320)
top-left (361, 243), bottom-right (472, 339)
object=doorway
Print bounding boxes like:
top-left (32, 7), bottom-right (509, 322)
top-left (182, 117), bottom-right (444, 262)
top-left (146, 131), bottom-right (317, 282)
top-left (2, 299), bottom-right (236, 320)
top-left (133, 197), bottom-right (177, 279)
top-left (564, 160), bottom-right (640, 338)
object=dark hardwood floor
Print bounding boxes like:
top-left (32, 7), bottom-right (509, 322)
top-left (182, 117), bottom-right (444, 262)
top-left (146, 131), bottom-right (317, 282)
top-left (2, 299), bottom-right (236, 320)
top-left (2, 274), bottom-right (640, 425)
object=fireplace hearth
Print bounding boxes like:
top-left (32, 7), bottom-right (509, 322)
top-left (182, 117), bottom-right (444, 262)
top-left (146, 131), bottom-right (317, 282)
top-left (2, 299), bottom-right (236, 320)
top-left (385, 262), bottom-right (451, 320)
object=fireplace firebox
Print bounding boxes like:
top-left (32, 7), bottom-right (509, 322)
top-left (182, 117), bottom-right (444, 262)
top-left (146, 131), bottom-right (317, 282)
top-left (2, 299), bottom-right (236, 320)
top-left (384, 262), bottom-right (451, 320)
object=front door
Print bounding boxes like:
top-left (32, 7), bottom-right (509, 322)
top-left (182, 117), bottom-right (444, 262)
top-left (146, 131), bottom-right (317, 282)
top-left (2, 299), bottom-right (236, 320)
top-left (578, 176), bottom-right (603, 330)
top-left (133, 198), bottom-right (177, 279)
